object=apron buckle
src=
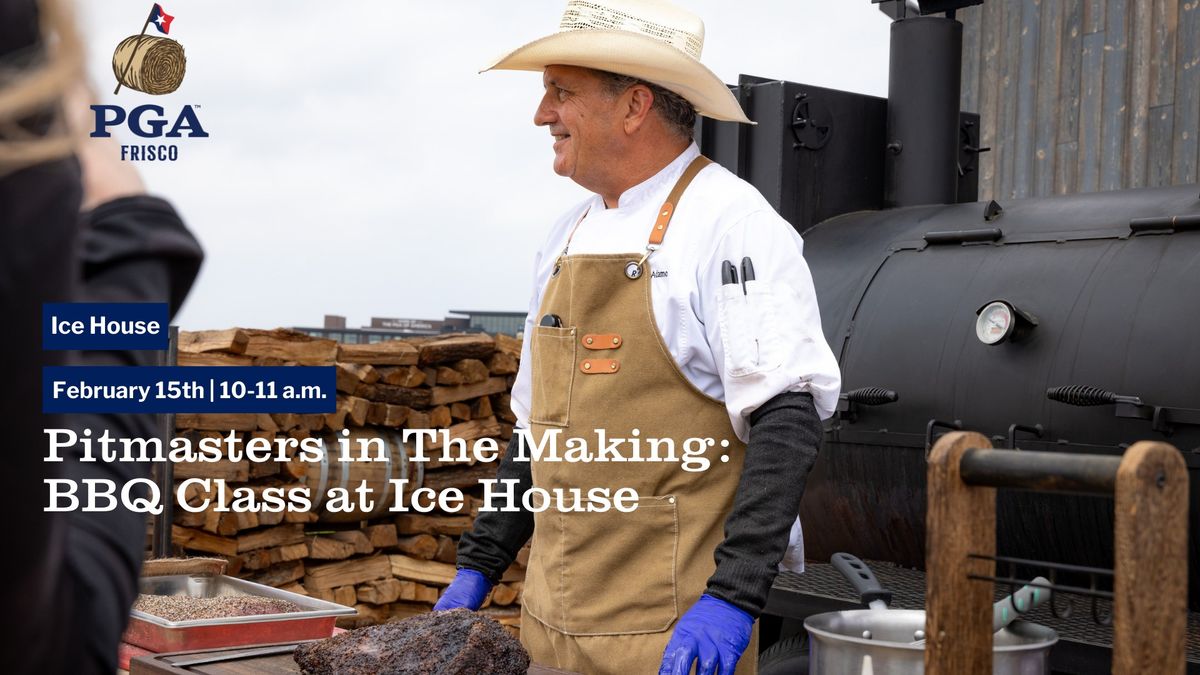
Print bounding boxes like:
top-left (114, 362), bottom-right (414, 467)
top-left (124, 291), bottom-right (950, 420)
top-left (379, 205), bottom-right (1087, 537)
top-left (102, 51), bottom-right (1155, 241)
top-left (626, 246), bottom-right (657, 280)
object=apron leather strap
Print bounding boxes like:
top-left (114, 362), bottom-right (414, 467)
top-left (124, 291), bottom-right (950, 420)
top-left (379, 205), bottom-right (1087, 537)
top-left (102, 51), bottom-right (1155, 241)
top-left (648, 155), bottom-right (712, 247)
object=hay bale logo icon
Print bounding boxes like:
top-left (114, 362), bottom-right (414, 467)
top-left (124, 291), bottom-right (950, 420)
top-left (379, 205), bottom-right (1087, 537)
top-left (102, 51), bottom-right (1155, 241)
top-left (112, 3), bottom-right (185, 95)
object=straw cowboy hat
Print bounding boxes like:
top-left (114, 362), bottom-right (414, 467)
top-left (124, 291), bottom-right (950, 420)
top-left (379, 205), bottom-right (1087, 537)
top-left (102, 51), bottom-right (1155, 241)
top-left (482, 0), bottom-right (754, 124)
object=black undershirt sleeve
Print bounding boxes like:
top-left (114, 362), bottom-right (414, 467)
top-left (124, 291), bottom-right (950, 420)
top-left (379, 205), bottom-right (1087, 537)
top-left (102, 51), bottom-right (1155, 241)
top-left (455, 434), bottom-right (535, 584)
top-left (705, 391), bottom-right (823, 617)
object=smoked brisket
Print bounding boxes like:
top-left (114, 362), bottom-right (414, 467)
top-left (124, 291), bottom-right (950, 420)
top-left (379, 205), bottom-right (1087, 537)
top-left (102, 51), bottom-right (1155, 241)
top-left (294, 608), bottom-right (529, 674)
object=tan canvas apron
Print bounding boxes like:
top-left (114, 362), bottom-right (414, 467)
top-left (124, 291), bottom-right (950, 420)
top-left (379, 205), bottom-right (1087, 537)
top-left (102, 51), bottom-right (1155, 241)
top-left (520, 156), bottom-right (759, 675)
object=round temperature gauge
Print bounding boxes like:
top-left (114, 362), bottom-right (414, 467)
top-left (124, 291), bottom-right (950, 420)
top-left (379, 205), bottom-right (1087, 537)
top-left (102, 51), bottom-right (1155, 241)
top-left (976, 301), bottom-right (1015, 345)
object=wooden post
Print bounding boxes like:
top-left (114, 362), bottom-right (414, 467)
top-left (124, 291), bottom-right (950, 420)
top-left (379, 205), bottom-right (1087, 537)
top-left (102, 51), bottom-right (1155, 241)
top-left (925, 431), bottom-right (996, 675)
top-left (1112, 441), bottom-right (1188, 675)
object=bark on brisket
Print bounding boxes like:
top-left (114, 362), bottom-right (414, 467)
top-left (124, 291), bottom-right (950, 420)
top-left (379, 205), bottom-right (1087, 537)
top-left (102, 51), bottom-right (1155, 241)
top-left (294, 608), bottom-right (529, 674)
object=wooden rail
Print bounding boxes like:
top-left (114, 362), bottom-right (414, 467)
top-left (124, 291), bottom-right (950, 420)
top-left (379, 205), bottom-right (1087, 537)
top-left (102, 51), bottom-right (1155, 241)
top-left (925, 431), bottom-right (1187, 674)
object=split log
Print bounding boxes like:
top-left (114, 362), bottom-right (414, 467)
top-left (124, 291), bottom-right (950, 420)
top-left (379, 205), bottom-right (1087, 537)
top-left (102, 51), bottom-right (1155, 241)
top-left (338, 341), bottom-right (419, 366)
top-left (429, 377), bottom-right (507, 406)
top-left (329, 530), bottom-right (374, 555)
top-left (335, 364), bottom-right (365, 394)
top-left (425, 417), bottom-right (502, 452)
top-left (254, 414), bottom-right (279, 433)
top-left (366, 401), bottom-right (411, 426)
top-left (283, 510), bottom-right (319, 524)
top-left (238, 548), bottom-right (274, 571)
top-left (418, 334), bottom-right (495, 365)
top-left (429, 405), bottom-right (452, 428)
top-left (333, 585), bottom-right (358, 607)
top-left (413, 583), bottom-right (441, 604)
top-left (494, 333), bottom-right (522, 358)
top-left (450, 402), bottom-right (472, 421)
top-left (435, 366), bottom-right (465, 386)
top-left (363, 524), bottom-right (399, 548)
top-left (257, 509), bottom-right (285, 527)
top-left (356, 578), bottom-right (415, 605)
top-left (388, 555), bottom-right (457, 585)
top-left (487, 351), bottom-right (519, 375)
top-left (269, 542), bottom-right (309, 564)
top-left (421, 462), bottom-right (499, 493)
top-left (307, 536), bottom-right (357, 560)
top-left (451, 358), bottom-right (490, 384)
top-left (338, 395), bottom-right (370, 427)
top-left (237, 524), bottom-right (306, 553)
top-left (434, 536), bottom-right (457, 564)
top-left (491, 583), bottom-right (520, 606)
top-left (353, 383), bottom-right (432, 408)
top-left (406, 410), bottom-right (431, 429)
top-left (394, 514), bottom-right (475, 537)
top-left (247, 560), bottom-right (305, 587)
top-left (378, 366), bottom-right (426, 387)
top-left (304, 554), bottom-right (392, 591)
top-left (172, 525), bottom-right (236, 556)
top-left (174, 459), bottom-right (249, 482)
top-left (179, 329), bottom-right (249, 354)
top-left (178, 351), bottom-right (253, 367)
top-left (470, 396), bottom-right (493, 420)
top-left (394, 533), bottom-right (439, 560)
top-left (242, 329), bottom-right (337, 365)
top-left (493, 393), bottom-right (517, 423)
top-left (271, 413), bottom-right (302, 431)
top-left (176, 414), bottom-right (258, 432)
top-left (141, 557), bottom-right (227, 577)
top-left (279, 582), bottom-right (309, 596)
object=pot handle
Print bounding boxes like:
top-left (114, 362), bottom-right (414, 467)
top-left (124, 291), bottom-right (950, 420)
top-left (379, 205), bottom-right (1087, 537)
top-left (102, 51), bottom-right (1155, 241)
top-left (831, 552), bottom-right (892, 609)
top-left (993, 576), bottom-right (1052, 632)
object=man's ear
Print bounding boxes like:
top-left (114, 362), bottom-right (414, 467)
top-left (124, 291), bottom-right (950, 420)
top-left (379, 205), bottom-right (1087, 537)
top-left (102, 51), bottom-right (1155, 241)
top-left (622, 84), bottom-right (655, 135)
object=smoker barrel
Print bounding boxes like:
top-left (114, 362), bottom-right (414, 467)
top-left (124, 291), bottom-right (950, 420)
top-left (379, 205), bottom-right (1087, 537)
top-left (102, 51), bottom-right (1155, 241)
top-left (798, 184), bottom-right (1200, 609)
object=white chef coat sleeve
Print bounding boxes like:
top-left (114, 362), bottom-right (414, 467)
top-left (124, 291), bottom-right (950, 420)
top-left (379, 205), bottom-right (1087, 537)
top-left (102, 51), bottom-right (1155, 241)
top-left (509, 248), bottom-right (542, 431)
top-left (697, 209), bottom-right (842, 442)
top-left (509, 200), bottom-right (591, 430)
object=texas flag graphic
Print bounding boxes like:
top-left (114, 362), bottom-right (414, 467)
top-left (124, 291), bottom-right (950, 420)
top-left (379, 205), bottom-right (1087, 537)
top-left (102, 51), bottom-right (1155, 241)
top-left (148, 3), bottom-right (174, 34)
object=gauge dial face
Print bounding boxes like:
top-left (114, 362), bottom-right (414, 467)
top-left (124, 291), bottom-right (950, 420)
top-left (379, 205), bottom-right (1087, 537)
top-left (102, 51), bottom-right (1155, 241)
top-left (976, 301), bottom-right (1014, 345)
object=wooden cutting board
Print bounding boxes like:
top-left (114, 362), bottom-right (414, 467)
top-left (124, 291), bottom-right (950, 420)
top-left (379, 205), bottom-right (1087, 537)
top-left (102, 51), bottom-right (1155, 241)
top-left (130, 641), bottom-right (580, 675)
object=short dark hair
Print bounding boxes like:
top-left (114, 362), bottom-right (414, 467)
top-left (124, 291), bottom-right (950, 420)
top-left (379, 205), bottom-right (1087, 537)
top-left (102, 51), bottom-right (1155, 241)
top-left (595, 70), bottom-right (697, 140)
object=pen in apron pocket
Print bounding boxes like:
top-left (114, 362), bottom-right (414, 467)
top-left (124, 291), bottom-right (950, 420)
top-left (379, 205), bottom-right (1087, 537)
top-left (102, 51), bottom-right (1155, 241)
top-left (721, 260), bottom-right (739, 286)
top-left (740, 257), bottom-right (755, 295)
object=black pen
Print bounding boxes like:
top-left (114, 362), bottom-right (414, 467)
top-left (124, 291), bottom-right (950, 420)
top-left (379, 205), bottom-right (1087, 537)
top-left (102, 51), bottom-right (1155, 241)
top-left (721, 260), bottom-right (739, 286)
top-left (740, 257), bottom-right (755, 295)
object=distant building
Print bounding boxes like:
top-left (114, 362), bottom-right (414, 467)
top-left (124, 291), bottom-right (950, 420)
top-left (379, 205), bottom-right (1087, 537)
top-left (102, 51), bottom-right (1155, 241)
top-left (295, 310), bottom-right (525, 344)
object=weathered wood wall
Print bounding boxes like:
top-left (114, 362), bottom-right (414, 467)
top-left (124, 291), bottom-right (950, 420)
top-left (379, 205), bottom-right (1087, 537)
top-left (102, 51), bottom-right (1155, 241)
top-left (959, 0), bottom-right (1200, 200)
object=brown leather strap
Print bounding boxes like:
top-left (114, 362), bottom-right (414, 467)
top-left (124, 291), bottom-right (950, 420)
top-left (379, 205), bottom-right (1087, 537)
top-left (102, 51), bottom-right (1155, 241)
top-left (580, 358), bottom-right (620, 374)
top-left (648, 155), bottom-right (712, 247)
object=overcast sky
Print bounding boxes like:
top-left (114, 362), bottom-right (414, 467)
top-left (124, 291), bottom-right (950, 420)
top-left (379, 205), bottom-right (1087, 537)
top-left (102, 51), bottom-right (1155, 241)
top-left (75, 1), bottom-right (892, 331)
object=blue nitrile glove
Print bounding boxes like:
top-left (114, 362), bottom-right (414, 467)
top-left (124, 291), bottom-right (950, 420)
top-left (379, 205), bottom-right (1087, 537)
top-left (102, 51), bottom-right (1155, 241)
top-left (433, 569), bottom-right (492, 611)
top-left (659, 594), bottom-right (754, 675)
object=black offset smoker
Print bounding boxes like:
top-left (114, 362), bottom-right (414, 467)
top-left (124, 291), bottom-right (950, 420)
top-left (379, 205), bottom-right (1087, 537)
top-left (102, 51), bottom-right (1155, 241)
top-left (697, 0), bottom-right (1200, 671)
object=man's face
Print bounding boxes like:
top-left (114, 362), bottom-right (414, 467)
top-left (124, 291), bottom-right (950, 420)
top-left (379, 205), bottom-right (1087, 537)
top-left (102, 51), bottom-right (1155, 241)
top-left (534, 65), bottom-right (624, 185)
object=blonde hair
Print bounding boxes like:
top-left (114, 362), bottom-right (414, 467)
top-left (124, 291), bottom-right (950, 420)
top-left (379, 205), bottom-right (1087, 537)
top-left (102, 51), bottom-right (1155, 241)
top-left (0, 0), bottom-right (82, 174)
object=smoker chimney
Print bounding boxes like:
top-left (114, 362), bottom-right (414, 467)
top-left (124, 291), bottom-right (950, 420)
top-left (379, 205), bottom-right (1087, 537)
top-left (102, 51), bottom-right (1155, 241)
top-left (883, 13), bottom-right (963, 207)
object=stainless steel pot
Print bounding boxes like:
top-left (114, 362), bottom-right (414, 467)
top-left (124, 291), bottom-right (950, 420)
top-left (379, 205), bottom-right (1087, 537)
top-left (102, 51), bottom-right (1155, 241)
top-left (804, 554), bottom-right (1058, 675)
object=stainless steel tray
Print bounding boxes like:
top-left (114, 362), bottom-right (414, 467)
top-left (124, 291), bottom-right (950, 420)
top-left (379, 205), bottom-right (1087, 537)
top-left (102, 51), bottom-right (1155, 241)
top-left (125, 574), bottom-right (356, 652)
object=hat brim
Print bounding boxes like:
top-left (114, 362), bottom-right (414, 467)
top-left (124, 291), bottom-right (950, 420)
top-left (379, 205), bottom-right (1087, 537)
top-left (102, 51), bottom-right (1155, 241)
top-left (481, 29), bottom-right (754, 125)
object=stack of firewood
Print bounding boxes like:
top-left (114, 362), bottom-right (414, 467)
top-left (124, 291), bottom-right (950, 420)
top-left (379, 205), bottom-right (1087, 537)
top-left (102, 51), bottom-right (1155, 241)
top-left (166, 328), bottom-right (527, 630)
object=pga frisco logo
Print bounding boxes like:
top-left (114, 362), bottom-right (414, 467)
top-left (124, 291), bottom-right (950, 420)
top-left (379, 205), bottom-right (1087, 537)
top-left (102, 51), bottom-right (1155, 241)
top-left (91, 3), bottom-right (206, 161)
top-left (90, 104), bottom-right (207, 161)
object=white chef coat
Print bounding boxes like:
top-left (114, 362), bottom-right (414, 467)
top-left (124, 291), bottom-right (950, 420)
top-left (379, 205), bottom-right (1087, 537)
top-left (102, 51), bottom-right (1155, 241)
top-left (511, 142), bottom-right (842, 437)
top-left (509, 143), bottom-right (842, 574)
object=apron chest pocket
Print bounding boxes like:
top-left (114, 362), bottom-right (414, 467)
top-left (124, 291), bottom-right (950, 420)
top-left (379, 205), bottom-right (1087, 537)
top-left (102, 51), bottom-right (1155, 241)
top-left (530, 325), bottom-right (576, 427)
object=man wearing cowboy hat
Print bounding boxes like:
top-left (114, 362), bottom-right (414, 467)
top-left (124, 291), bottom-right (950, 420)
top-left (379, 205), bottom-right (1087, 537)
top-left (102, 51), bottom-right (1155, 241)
top-left (435, 1), bottom-right (841, 674)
